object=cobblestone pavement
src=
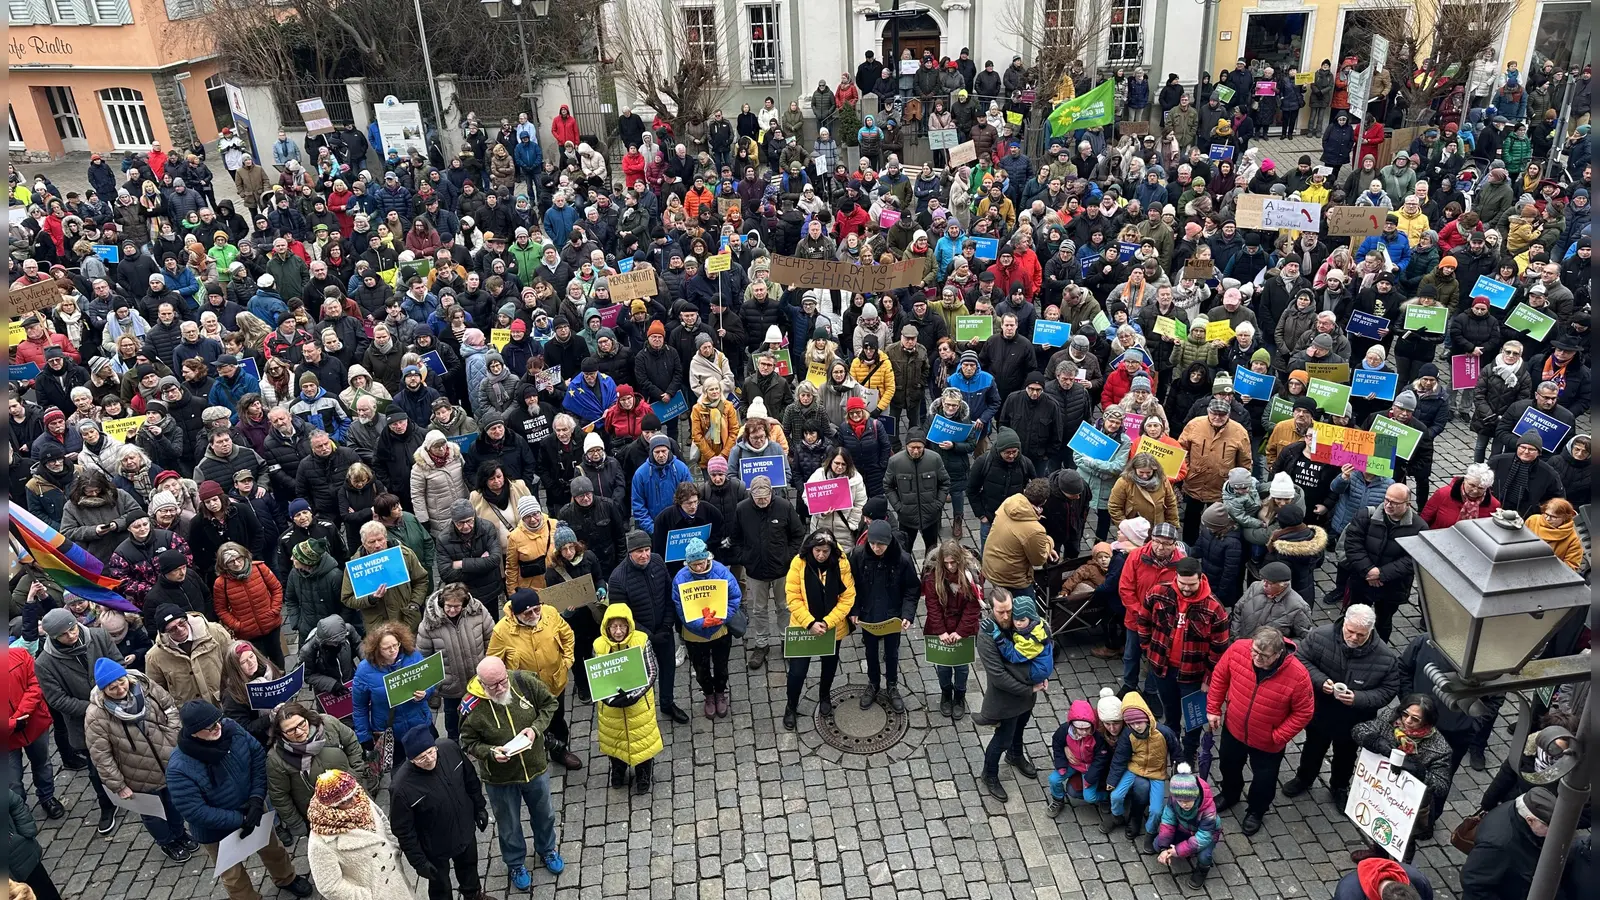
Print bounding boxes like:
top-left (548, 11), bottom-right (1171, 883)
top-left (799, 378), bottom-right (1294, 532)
top-left (20, 402), bottom-right (1590, 900)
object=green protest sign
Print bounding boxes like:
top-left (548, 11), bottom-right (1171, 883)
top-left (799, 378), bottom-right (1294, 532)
top-left (583, 646), bottom-right (649, 698)
top-left (383, 652), bottom-right (445, 707)
top-left (1048, 79), bottom-right (1115, 136)
top-left (925, 636), bottom-right (976, 667)
top-left (1403, 305), bottom-right (1448, 334)
top-left (955, 315), bottom-right (992, 342)
top-left (1306, 378), bottom-right (1352, 415)
top-left (1269, 395), bottom-right (1295, 425)
top-left (1505, 304), bottom-right (1556, 341)
top-left (1369, 415), bottom-right (1422, 460)
top-left (783, 626), bottom-right (838, 658)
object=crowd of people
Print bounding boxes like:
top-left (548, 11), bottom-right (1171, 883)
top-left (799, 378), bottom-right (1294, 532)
top-left (5, 42), bottom-right (1593, 900)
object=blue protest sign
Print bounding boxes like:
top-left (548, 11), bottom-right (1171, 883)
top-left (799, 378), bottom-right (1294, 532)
top-left (1117, 242), bottom-right (1140, 263)
top-left (1181, 690), bottom-right (1209, 733)
top-left (421, 350), bottom-right (446, 376)
top-left (617, 257), bottom-right (635, 273)
top-left (1031, 319), bottom-right (1071, 347)
top-left (1351, 369), bottom-right (1399, 402)
top-left (738, 455), bottom-right (787, 488)
top-left (9, 362), bottom-right (40, 380)
top-left (970, 236), bottom-right (1000, 259)
top-left (345, 546), bottom-right (410, 598)
top-left (240, 357), bottom-right (259, 380)
top-left (1513, 406), bottom-right (1571, 452)
top-left (448, 432), bottom-right (478, 455)
top-left (1232, 367), bottom-right (1276, 401)
top-left (1469, 276), bottom-right (1516, 310)
top-left (247, 665), bottom-right (305, 710)
top-left (1209, 144), bottom-right (1235, 161)
top-left (926, 414), bottom-right (974, 445)
top-left (1067, 422), bottom-right (1119, 463)
top-left (92, 244), bottom-right (121, 264)
top-left (651, 391), bottom-right (689, 423)
top-left (1347, 310), bottom-right (1389, 340)
top-left (664, 524), bottom-right (712, 562)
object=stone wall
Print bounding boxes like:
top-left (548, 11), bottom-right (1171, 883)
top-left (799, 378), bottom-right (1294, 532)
top-left (152, 70), bottom-right (199, 150)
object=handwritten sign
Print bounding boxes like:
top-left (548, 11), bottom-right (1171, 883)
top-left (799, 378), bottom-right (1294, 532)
top-left (1450, 354), bottom-right (1479, 391)
top-left (1326, 207), bottom-right (1385, 237)
top-left (247, 665), bottom-right (305, 710)
top-left (1152, 316), bottom-right (1188, 340)
top-left (1031, 319), bottom-right (1070, 347)
top-left (767, 255), bottom-right (926, 294)
top-left (946, 141), bottom-right (977, 167)
top-left (1346, 749), bottom-right (1427, 861)
top-left (1068, 422), bottom-right (1119, 463)
top-left (1204, 319), bottom-right (1235, 343)
top-left (1235, 194), bottom-right (1321, 230)
top-left (1505, 304), bottom-right (1556, 342)
top-left (297, 97), bottom-right (335, 135)
top-left (540, 573), bottom-right (596, 613)
top-left (10, 281), bottom-right (64, 316)
top-left (1347, 310), bottom-right (1389, 340)
top-left (739, 455), bottom-right (787, 488)
top-left (705, 252), bottom-right (732, 274)
top-left (1352, 369), bottom-right (1399, 401)
top-left (606, 268), bottom-right (658, 302)
top-left (928, 128), bottom-right (960, 150)
top-left (803, 477), bottom-right (855, 514)
top-left (664, 524), bottom-right (712, 562)
top-left (344, 546), bottom-right (410, 598)
top-left (1513, 407), bottom-right (1570, 452)
top-left (955, 315), bottom-right (992, 342)
top-left (1184, 258), bottom-right (1213, 280)
top-left (1469, 276), bottom-right (1516, 309)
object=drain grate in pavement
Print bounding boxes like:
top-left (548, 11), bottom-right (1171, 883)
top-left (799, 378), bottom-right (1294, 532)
top-left (815, 684), bottom-right (910, 754)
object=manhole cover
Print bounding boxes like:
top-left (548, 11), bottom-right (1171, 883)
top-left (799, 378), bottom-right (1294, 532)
top-left (815, 685), bottom-right (909, 754)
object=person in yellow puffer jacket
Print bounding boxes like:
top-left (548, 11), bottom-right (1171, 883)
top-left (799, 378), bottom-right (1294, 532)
top-left (1106, 691), bottom-right (1181, 842)
top-left (1298, 170), bottom-right (1330, 207)
top-left (1392, 195), bottom-right (1430, 245)
top-left (847, 338), bottom-right (897, 415)
top-left (486, 588), bottom-right (581, 770)
top-left (504, 496), bottom-right (558, 593)
top-left (591, 603), bottom-right (663, 793)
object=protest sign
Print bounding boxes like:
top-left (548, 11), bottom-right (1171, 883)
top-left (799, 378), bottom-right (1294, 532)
top-left (859, 619), bottom-right (903, 636)
top-left (1469, 276), bottom-right (1516, 309)
top-left (1513, 406), bottom-right (1571, 452)
top-left (946, 141), bottom-right (977, 167)
top-left (606, 268), bottom-right (658, 302)
top-left (678, 579), bottom-right (730, 623)
top-left (928, 128), bottom-right (960, 150)
top-left (110, 790), bottom-right (169, 820)
top-left (317, 682), bottom-right (355, 719)
top-left (490, 328), bottom-right (511, 350)
top-left (1142, 440), bottom-right (1186, 479)
top-left (718, 197), bottom-right (741, 216)
top-left (448, 432), bottom-right (478, 455)
top-left (803, 477), bottom-right (855, 514)
top-left (8, 319), bottom-right (25, 345)
top-left (9, 362), bottom-right (40, 381)
top-left (1254, 80), bottom-right (1277, 96)
top-left (100, 416), bottom-right (147, 442)
top-left (1351, 370), bottom-right (1399, 402)
top-left (535, 365), bottom-right (562, 392)
top-left (297, 97), bottom-right (334, 135)
top-left (1450, 354), bottom-right (1480, 390)
top-left (1208, 143), bottom-right (1235, 160)
top-left (540, 574), bottom-right (596, 613)
top-left (650, 391), bottom-right (690, 422)
top-left (1234, 195), bottom-right (1321, 230)
top-left (1091, 311), bottom-right (1111, 332)
top-left (925, 635), bottom-right (976, 667)
top-left (739, 455), bottom-right (787, 487)
top-left (1119, 120), bottom-right (1150, 135)
top-left (1031, 319), bottom-right (1071, 347)
top-left (879, 209), bottom-right (902, 229)
top-left (10, 280), bottom-right (64, 315)
top-left (1184, 258), bottom-right (1213, 280)
top-left (584, 646), bottom-right (650, 697)
top-left (970, 236), bottom-right (1000, 259)
top-left (1306, 378), bottom-right (1352, 415)
top-left (1152, 316), bottom-right (1187, 340)
top-left (955, 315), bottom-right (993, 342)
top-left (1269, 395), bottom-right (1295, 424)
top-left (383, 652), bottom-right (444, 707)
top-left (1204, 319), bottom-right (1235, 342)
top-left (1326, 207), bottom-right (1385, 237)
top-left (617, 257), bottom-right (634, 273)
top-left (1294, 71), bottom-right (1316, 85)
top-left (1403, 305), bottom-right (1448, 333)
top-left (345, 547), bottom-right (410, 598)
top-left (1005, 111), bottom-right (1024, 126)
top-left (705, 252), bottom-right (732, 274)
top-left (926, 415), bottom-right (974, 445)
top-left (1305, 362), bottom-right (1351, 384)
top-left (768, 255), bottom-right (926, 294)
top-left (1347, 310), bottom-right (1389, 340)
top-left (421, 350), bottom-right (446, 376)
top-left (1345, 749), bottom-right (1427, 860)
top-left (1181, 691), bottom-right (1210, 732)
top-left (784, 626), bottom-right (838, 658)
top-left (247, 666), bottom-right (305, 710)
top-left (1122, 413), bottom-right (1145, 441)
top-left (664, 524), bottom-right (713, 562)
top-left (1369, 415), bottom-right (1422, 460)
top-left (92, 244), bottom-right (121, 263)
top-left (1068, 422), bottom-right (1119, 462)
top-left (1212, 85), bottom-right (1236, 103)
top-left (1232, 368), bottom-right (1275, 401)
top-left (597, 305), bottom-right (622, 328)
top-left (1505, 304), bottom-right (1556, 341)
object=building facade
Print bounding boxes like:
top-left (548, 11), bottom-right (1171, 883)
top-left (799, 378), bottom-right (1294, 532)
top-left (8, 0), bottom-right (226, 159)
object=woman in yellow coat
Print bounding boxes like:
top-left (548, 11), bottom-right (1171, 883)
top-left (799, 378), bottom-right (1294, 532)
top-left (591, 603), bottom-right (663, 793)
top-left (1525, 498), bottom-right (1585, 572)
top-left (781, 530), bottom-right (856, 731)
top-left (504, 496), bottom-right (558, 593)
top-left (689, 377), bottom-right (741, 464)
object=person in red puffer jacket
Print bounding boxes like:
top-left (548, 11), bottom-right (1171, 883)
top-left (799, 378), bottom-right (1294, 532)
top-left (1204, 628), bottom-right (1314, 837)
top-left (4, 642), bottom-right (64, 819)
top-left (1419, 465), bottom-right (1500, 529)
top-left (212, 541), bottom-right (287, 670)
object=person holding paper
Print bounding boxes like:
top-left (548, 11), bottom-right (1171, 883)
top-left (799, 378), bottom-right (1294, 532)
top-left (846, 521), bottom-right (921, 714)
top-left (83, 658), bottom-right (198, 862)
top-left (672, 538), bottom-right (741, 720)
top-left (1365, 391), bottom-right (1437, 499)
top-left (166, 701), bottom-right (314, 900)
top-left (486, 591), bottom-right (581, 770)
top-left (781, 531), bottom-right (856, 731)
top-left (218, 640), bottom-right (285, 748)
top-left (591, 603), bottom-right (663, 794)
top-left (1347, 695), bottom-right (1454, 864)
top-left (1391, 288), bottom-right (1447, 386)
top-left (1486, 433), bottom-right (1566, 518)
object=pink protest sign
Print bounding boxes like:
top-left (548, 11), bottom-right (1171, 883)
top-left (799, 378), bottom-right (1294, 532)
top-left (1451, 354), bottom-right (1479, 391)
top-left (1329, 446), bottom-right (1369, 472)
top-left (1122, 412), bottom-right (1145, 441)
top-left (804, 477), bottom-right (855, 514)
top-left (1254, 80), bottom-right (1277, 96)
top-left (317, 681), bottom-right (355, 719)
top-left (598, 305), bottom-right (622, 328)
top-left (879, 209), bottom-right (901, 229)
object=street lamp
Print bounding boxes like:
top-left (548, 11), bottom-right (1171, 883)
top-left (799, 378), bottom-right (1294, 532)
top-left (1397, 510), bottom-right (1591, 900)
top-left (481, 0), bottom-right (551, 126)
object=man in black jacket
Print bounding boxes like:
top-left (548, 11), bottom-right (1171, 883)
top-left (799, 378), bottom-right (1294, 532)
top-left (390, 730), bottom-right (490, 900)
top-left (966, 427), bottom-right (1036, 546)
top-left (1459, 786), bottom-right (1558, 900)
top-left (558, 475), bottom-right (628, 575)
top-left (607, 530), bottom-right (690, 724)
top-left (437, 499), bottom-right (507, 608)
top-left (996, 373), bottom-right (1063, 472)
top-left (1285, 604), bottom-right (1401, 809)
top-left (1335, 483), bottom-right (1424, 641)
top-left (293, 429), bottom-right (359, 519)
top-left (730, 477), bottom-right (805, 670)
top-left (979, 313), bottom-right (1038, 398)
top-left (847, 520), bottom-right (921, 713)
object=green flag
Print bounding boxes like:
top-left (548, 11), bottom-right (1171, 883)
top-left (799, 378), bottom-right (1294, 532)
top-left (1049, 79), bottom-right (1115, 136)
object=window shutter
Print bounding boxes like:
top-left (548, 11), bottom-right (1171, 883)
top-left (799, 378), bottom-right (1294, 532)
top-left (164, 0), bottom-right (199, 20)
top-left (10, 0), bottom-right (35, 24)
top-left (26, 0), bottom-right (50, 23)
top-left (92, 0), bottom-right (131, 23)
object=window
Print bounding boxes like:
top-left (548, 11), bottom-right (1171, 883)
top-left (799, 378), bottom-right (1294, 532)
top-left (682, 6), bottom-right (719, 69)
top-left (1107, 0), bottom-right (1143, 64)
top-left (747, 2), bottom-right (780, 82)
top-left (99, 87), bottom-right (156, 149)
top-left (1043, 0), bottom-right (1078, 51)
top-left (164, 0), bottom-right (207, 20)
top-left (9, 106), bottom-right (24, 150)
top-left (45, 87), bottom-right (85, 141)
top-left (91, 0), bottom-right (132, 23)
top-left (12, 0), bottom-right (127, 23)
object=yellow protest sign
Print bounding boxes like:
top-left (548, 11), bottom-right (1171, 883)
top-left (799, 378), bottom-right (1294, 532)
top-left (1295, 72), bottom-right (1315, 85)
top-left (805, 361), bottom-right (827, 387)
top-left (1305, 362), bottom-right (1351, 384)
top-left (100, 415), bottom-right (147, 442)
top-left (490, 328), bottom-right (511, 351)
top-left (1141, 440), bottom-right (1186, 478)
top-left (1204, 319), bottom-right (1235, 342)
top-left (8, 319), bottom-right (25, 346)
top-left (705, 252), bottom-right (732, 274)
top-left (1312, 421), bottom-right (1346, 450)
top-left (678, 579), bottom-right (730, 623)
top-left (1005, 111), bottom-right (1024, 126)
top-left (858, 619), bottom-right (903, 636)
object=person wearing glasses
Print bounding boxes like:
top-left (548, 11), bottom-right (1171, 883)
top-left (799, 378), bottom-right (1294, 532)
top-left (264, 701), bottom-right (372, 841)
top-left (1347, 694), bottom-right (1453, 864)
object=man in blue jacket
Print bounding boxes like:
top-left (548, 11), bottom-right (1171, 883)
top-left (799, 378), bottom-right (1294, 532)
top-left (1357, 213), bottom-right (1412, 272)
top-left (166, 701), bottom-right (313, 899)
top-left (631, 435), bottom-right (693, 533)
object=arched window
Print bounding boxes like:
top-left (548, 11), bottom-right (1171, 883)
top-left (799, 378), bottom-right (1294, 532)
top-left (99, 87), bottom-right (156, 149)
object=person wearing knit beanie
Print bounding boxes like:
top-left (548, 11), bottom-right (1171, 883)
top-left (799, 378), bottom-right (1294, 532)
top-left (40, 608), bottom-right (78, 638)
top-left (1117, 516), bottom-right (1151, 547)
top-left (1095, 686), bottom-right (1123, 723)
top-left (1152, 762), bottom-right (1219, 886)
top-left (706, 455), bottom-right (729, 475)
top-left (291, 540), bottom-right (324, 568)
top-left (517, 496), bottom-right (541, 519)
top-left (312, 769), bottom-right (362, 808)
top-left (94, 657), bottom-right (129, 690)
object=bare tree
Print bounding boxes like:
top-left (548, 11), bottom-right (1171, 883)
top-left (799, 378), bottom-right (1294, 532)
top-left (1353, 0), bottom-right (1522, 124)
top-left (600, 0), bottom-right (740, 130)
top-left (998, 0), bottom-right (1118, 103)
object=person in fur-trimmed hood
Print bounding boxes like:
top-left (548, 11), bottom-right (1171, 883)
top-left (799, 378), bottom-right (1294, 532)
top-left (1258, 504), bottom-right (1327, 602)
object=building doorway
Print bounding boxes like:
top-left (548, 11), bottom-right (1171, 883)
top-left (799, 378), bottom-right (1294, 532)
top-left (1242, 12), bottom-right (1308, 74)
top-left (1530, 2), bottom-right (1591, 72)
top-left (881, 12), bottom-right (942, 70)
top-left (1338, 10), bottom-right (1389, 65)
top-left (41, 86), bottom-right (89, 153)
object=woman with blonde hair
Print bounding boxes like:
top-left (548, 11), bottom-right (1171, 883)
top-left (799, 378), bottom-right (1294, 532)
top-left (1525, 498), bottom-right (1585, 572)
top-left (1108, 452), bottom-right (1180, 531)
top-left (690, 376), bottom-right (741, 464)
top-left (305, 769), bottom-right (417, 900)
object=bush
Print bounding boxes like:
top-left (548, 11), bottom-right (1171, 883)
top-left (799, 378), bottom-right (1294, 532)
top-left (836, 103), bottom-right (861, 147)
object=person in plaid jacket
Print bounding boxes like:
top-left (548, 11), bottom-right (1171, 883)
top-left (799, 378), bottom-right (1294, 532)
top-left (1135, 557), bottom-right (1230, 761)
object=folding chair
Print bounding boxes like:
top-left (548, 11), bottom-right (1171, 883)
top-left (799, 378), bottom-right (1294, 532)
top-left (1038, 554), bottom-right (1102, 643)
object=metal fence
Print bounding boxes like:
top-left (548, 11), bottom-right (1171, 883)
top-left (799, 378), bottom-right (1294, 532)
top-left (271, 81), bottom-right (356, 128)
top-left (566, 71), bottom-right (610, 150)
top-left (455, 77), bottom-right (532, 125)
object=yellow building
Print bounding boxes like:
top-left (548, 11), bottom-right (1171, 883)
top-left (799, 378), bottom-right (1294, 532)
top-left (1206, 0), bottom-right (1589, 84)
top-left (9, 0), bottom-right (226, 158)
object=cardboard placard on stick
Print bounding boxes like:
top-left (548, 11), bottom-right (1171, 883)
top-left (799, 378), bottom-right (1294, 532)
top-left (1119, 120), bottom-right (1150, 135)
top-left (297, 98), bottom-right (335, 136)
top-left (1184, 258), bottom-right (1213, 280)
top-left (1326, 206), bottom-right (1386, 237)
top-left (718, 197), bottom-right (741, 216)
top-left (946, 140), bottom-right (977, 167)
top-left (10, 280), bottom-right (64, 316)
top-left (768, 255), bottom-right (925, 294)
top-left (540, 574), bottom-right (596, 613)
top-left (606, 268), bottom-right (658, 302)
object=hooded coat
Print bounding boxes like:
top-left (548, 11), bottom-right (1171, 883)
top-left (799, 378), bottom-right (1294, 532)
top-left (408, 432), bottom-right (467, 528)
top-left (458, 669), bottom-right (558, 784)
top-left (1107, 692), bottom-right (1180, 782)
top-left (487, 600), bottom-right (575, 697)
top-left (415, 590), bottom-right (494, 698)
top-left (591, 603), bottom-right (663, 766)
top-left (213, 545), bottom-right (284, 639)
top-left (980, 494), bottom-right (1053, 589)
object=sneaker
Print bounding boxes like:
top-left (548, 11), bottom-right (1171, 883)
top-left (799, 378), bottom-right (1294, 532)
top-left (1189, 865), bottom-right (1211, 888)
top-left (1007, 753), bottom-right (1038, 778)
top-left (1282, 777), bottom-right (1308, 798)
top-left (714, 691), bottom-right (730, 718)
top-left (748, 646), bottom-right (769, 670)
top-left (859, 685), bottom-right (878, 710)
top-left (160, 841), bottom-right (194, 863)
top-left (1241, 813), bottom-right (1263, 836)
top-left (819, 699), bottom-right (834, 718)
top-left (96, 808), bottom-right (120, 835)
top-left (180, 836), bottom-right (200, 853)
top-left (543, 850), bottom-right (565, 875)
top-left (40, 798), bottom-right (65, 820)
top-left (1047, 796), bottom-right (1067, 818)
top-left (782, 706), bottom-right (798, 731)
top-left (666, 704), bottom-right (691, 725)
top-left (1469, 748), bottom-right (1487, 772)
top-left (983, 776), bottom-right (1009, 803)
top-left (509, 864), bottom-right (532, 890)
top-left (885, 685), bottom-right (905, 713)
top-left (280, 875), bottom-right (314, 897)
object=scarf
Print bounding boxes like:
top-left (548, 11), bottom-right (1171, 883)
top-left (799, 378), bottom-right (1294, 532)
top-left (700, 397), bottom-right (725, 445)
top-left (481, 481), bottom-right (511, 510)
top-left (1393, 723), bottom-right (1434, 755)
top-left (280, 724), bottom-right (329, 774)
top-left (178, 732), bottom-right (230, 765)
top-left (1541, 355), bottom-right (1570, 392)
top-left (105, 683), bottom-right (149, 723)
top-left (1131, 469), bottom-right (1164, 491)
top-left (1501, 458), bottom-right (1532, 511)
top-left (1494, 358), bottom-right (1521, 386)
top-left (306, 796), bottom-right (376, 836)
top-left (1459, 488), bottom-right (1483, 522)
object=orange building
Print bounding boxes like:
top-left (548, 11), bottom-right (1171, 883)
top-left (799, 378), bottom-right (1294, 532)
top-left (8, 0), bottom-right (229, 158)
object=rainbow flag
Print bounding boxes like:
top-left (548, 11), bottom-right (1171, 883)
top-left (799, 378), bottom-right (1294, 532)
top-left (9, 501), bottom-right (136, 611)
